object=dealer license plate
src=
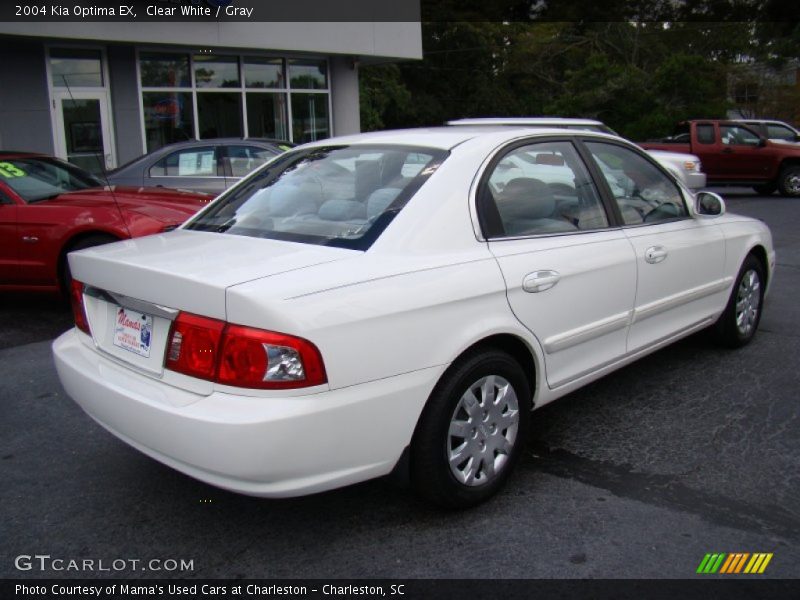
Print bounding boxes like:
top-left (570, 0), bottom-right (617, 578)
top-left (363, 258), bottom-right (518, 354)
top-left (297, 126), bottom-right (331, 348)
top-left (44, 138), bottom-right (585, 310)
top-left (112, 306), bottom-right (154, 358)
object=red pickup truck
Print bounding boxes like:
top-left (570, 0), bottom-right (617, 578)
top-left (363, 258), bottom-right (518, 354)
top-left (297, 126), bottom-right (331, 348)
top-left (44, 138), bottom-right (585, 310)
top-left (639, 120), bottom-right (800, 196)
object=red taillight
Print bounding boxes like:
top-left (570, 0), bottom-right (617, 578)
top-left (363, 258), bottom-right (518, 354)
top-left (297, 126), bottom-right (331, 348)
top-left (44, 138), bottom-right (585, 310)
top-left (218, 325), bottom-right (327, 389)
top-left (165, 313), bottom-right (327, 389)
top-left (70, 280), bottom-right (90, 335)
top-left (165, 313), bottom-right (225, 380)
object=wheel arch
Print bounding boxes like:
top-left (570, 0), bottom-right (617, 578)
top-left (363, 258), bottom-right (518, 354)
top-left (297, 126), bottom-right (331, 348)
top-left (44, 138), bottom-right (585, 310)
top-left (443, 332), bottom-right (540, 411)
top-left (748, 244), bottom-right (770, 287)
top-left (779, 157), bottom-right (800, 172)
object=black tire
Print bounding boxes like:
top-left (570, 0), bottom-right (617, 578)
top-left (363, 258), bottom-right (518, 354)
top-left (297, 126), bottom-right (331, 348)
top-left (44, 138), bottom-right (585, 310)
top-left (713, 254), bottom-right (765, 348)
top-left (778, 165), bottom-right (800, 197)
top-left (752, 182), bottom-right (776, 196)
top-left (410, 348), bottom-right (531, 509)
top-left (60, 233), bottom-right (118, 295)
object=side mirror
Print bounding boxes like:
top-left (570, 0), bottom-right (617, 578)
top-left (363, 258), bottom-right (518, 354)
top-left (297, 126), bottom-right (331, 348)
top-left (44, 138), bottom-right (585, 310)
top-left (695, 191), bottom-right (726, 217)
top-left (758, 137), bottom-right (767, 147)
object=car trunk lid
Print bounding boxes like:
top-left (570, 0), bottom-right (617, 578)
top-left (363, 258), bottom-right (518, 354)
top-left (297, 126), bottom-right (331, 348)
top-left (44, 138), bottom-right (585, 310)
top-left (69, 230), bottom-right (358, 384)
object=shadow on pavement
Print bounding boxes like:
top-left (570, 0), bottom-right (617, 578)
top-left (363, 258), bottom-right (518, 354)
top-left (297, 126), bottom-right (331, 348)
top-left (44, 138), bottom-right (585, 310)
top-left (0, 292), bottom-right (72, 350)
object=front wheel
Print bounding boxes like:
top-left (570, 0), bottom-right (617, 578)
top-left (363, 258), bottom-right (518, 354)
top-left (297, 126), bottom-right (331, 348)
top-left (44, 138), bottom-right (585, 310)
top-left (778, 166), bottom-right (800, 197)
top-left (410, 348), bottom-right (531, 509)
top-left (713, 254), bottom-right (765, 348)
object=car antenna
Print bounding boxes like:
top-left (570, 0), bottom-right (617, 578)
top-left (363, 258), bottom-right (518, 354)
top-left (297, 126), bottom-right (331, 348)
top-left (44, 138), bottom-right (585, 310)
top-left (60, 75), bottom-right (132, 237)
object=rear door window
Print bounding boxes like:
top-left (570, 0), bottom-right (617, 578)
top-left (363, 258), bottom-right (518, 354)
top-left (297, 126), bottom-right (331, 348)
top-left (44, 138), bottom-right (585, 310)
top-left (482, 140), bottom-right (609, 237)
top-left (696, 124), bottom-right (715, 144)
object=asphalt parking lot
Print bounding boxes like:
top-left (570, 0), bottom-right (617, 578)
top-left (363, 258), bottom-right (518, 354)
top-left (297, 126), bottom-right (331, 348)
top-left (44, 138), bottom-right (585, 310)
top-left (1, 189), bottom-right (799, 580)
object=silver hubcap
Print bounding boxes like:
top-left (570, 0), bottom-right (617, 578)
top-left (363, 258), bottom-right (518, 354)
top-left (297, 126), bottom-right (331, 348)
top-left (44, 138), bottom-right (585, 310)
top-left (735, 269), bottom-right (761, 337)
top-left (447, 375), bottom-right (519, 487)
top-left (786, 172), bottom-right (800, 195)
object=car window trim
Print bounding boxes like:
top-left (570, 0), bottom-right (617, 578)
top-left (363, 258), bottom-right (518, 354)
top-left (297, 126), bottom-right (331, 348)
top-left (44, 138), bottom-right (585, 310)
top-left (475, 134), bottom-right (618, 241)
top-left (576, 138), bottom-right (693, 229)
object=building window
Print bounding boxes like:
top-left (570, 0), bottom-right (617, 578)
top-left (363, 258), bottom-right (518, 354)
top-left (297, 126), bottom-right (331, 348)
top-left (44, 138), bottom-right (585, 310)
top-left (288, 59), bottom-right (327, 89)
top-left (142, 92), bottom-right (195, 150)
top-left (139, 51), bottom-right (330, 152)
top-left (291, 93), bottom-right (329, 143)
top-left (246, 93), bottom-right (288, 139)
top-left (244, 57), bottom-right (284, 88)
top-left (50, 48), bottom-right (103, 87)
top-left (194, 54), bottom-right (240, 88)
top-left (140, 52), bottom-right (190, 87)
top-left (197, 92), bottom-right (243, 138)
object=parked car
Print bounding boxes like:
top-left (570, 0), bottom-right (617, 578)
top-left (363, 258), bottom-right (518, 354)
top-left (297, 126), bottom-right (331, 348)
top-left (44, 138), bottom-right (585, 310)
top-left (54, 127), bottom-right (774, 508)
top-left (448, 117), bottom-right (707, 190)
top-left (640, 120), bottom-right (800, 196)
top-left (733, 119), bottom-right (799, 143)
top-left (106, 138), bottom-right (294, 195)
top-left (0, 152), bottom-right (211, 293)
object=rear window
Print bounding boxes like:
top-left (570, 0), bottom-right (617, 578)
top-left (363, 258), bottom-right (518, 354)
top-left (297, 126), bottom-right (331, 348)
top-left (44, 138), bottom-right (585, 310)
top-left (185, 144), bottom-right (447, 250)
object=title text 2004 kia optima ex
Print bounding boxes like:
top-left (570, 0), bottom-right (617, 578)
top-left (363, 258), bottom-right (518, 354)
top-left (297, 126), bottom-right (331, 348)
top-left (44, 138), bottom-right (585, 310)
top-left (53, 127), bottom-right (775, 508)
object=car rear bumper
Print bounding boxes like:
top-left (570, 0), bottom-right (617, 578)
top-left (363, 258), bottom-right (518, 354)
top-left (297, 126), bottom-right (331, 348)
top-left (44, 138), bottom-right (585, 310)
top-left (53, 329), bottom-right (441, 497)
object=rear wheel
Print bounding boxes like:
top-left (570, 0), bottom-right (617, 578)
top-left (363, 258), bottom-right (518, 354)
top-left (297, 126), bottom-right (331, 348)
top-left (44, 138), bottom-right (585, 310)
top-left (60, 233), bottom-right (118, 295)
top-left (778, 166), bottom-right (800, 197)
top-left (410, 348), bottom-right (530, 509)
top-left (713, 254), bottom-right (765, 348)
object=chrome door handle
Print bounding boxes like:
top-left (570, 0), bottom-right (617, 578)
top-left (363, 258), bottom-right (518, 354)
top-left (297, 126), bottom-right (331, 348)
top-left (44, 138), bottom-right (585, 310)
top-left (523, 270), bottom-right (560, 293)
top-left (645, 246), bottom-right (667, 264)
top-left (21, 235), bottom-right (39, 243)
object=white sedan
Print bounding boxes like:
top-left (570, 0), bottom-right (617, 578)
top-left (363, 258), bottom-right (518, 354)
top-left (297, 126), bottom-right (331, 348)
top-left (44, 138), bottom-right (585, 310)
top-left (53, 127), bottom-right (774, 508)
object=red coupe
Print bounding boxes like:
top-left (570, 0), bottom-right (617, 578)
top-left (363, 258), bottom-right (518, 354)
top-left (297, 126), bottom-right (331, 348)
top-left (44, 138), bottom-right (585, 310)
top-left (0, 152), bottom-right (212, 294)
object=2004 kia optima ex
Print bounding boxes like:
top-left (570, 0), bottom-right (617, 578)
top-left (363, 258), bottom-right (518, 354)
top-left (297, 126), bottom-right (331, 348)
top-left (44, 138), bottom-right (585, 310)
top-left (53, 126), bottom-right (775, 508)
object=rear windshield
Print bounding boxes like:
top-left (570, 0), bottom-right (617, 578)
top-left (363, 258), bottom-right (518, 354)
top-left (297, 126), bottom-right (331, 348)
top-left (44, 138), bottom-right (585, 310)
top-left (185, 144), bottom-right (447, 250)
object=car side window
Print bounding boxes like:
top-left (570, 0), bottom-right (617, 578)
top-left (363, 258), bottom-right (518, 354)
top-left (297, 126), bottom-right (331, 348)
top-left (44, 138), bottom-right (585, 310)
top-left (150, 147), bottom-right (220, 177)
top-left (483, 141), bottom-right (609, 237)
top-left (226, 145), bottom-right (277, 178)
top-left (766, 124), bottom-right (797, 141)
top-left (720, 125), bottom-right (760, 146)
top-left (696, 124), bottom-right (715, 144)
top-left (584, 142), bottom-right (688, 226)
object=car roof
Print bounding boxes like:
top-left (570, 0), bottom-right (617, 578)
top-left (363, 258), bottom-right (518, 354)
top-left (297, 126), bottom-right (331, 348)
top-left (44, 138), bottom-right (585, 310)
top-left (300, 126), bottom-right (617, 151)
top-left (448, 117), bottom-right (605, 127)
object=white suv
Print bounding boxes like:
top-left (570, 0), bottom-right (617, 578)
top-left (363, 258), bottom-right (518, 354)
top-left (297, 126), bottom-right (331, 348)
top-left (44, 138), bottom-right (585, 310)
top-left (733, 119), bottom-right (799, 143)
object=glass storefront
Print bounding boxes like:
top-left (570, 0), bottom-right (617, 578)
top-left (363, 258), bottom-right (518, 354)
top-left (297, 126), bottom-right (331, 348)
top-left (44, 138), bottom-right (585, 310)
top-left (139, 51), bottom-right (330, 152)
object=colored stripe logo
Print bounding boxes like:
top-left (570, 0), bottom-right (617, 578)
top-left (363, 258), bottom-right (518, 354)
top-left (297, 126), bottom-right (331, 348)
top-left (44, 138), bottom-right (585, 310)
top-left (696, 553), bottom-right (773, 574)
